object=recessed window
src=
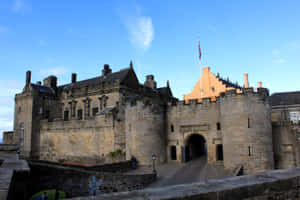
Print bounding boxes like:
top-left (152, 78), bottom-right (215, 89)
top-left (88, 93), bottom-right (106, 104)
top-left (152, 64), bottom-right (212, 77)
top-left (77, 109), bottom-right (83, 120)
top-left (18, 106), bottom-right (21, 113)
top-left (92, 107), bottom-right (99, 116)
top-left (171, 146), bottom-right (177, 160)
top-left (171, 124), bottom-right (174, 132)
top-left (248, 146), bottom-right (251, 157)
top-left (248, 117), bottom-right (250, 128)
top-left (216, 122), bottom-right (221, 130)
top-left (64, 110), bottom-right (69, 121)
top-left (45, 110), bottom-right (50, 119)
top-left (216, 144), bottom-right (223, 161)
top-left (212, 87), bottom-right (215, 92)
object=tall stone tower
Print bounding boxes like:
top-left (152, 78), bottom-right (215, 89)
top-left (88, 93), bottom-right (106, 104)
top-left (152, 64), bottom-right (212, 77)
top-left (220, 88), bottom-right (274, 174)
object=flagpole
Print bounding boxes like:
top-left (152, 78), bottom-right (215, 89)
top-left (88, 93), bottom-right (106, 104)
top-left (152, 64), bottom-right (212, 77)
top-left (198, 41), bottom-right (202, 97)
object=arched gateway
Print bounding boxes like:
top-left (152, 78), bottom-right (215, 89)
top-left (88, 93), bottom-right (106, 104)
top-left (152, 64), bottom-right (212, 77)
top-left (183, 134), bottom-right (207, 162)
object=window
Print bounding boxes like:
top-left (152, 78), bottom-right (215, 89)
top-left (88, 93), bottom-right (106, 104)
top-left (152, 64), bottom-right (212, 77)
top-left (64, 110), bottom-right (69, 121)
top-left (92, 107), bottom-right (99, 116)
top-left (216, 122), bottom-right (221, 130)
top-left (18, 106), bottom-right (21, 113)
top-left (289, 111), bottom-right (300, 124)
top-left (216, 144), bottom-right (223, 161)
top-left (19, 123), bottom-right (24, 146)
top-left (248, 146), bottom-right (251, 157)
top-left (248, 117), bottom-right (250, 128)
top-left (171, 146), bottom-right (177, 160)
top-left (45, 110), bottom-right (50, 119)
top-left (77, 109), bottom-right (83, 120)
top-left (212, 87), bottom-right (215, 92)
top-left (171, 124), bottom-right (174, 132)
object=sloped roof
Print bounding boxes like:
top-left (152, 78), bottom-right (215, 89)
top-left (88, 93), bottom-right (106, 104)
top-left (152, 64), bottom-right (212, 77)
top-left (31, 84), bottom-right (56, 95)
top-left (59, 67), bottom-right (132, 90)
top-left (271, 91), bottom-right (300, 106)
top-left (157, 87), bottom-right (173, 97)
top-left (218, 77), bottom-right (242, 89)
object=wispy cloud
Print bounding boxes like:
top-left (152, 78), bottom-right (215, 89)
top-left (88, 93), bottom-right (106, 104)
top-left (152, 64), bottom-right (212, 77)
top-left (12, 0), bottom-right (32, 14)
top-left (273, 58), bottom-right (286, 64)
top-left (119, 4), bottom-right (154, 50)
top-left (272, 49), bottom-right (280, 56)
top-left (40, 66), bottom-right (68, 76)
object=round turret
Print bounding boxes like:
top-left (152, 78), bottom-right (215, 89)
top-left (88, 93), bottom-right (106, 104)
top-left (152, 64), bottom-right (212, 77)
top-left (220, 88), bottom-right (274, 174)
top-left (125, 100), bottom-right (167, 166)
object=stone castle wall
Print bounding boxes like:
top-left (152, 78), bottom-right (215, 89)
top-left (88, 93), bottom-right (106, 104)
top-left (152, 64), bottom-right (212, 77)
top-left (39, 113), bottom-right (120, 163)
top-left (220, 88), bottom-right (274, 174)
top-left (166, 98), bottom-right (221, 163)
top-left (125, 101), bottom-right (167, 166)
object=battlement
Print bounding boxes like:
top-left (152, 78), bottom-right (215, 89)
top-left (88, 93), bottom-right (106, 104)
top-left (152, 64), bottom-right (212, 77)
top-left (181, 87), bottom-right (269, 106)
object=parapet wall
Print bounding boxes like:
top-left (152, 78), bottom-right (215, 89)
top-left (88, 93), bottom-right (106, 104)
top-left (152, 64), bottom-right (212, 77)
top-left (68, 167), bottom-right (300, 200)
top-left (27, 161), bottom-right (156, 198)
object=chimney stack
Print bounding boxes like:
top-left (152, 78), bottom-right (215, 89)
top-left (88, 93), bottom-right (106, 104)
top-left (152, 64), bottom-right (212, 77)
top-left (72, 73), bottom-right (77, 83)
top-left (244, 73), bottom-right (249, 88)
top-left (258, 81), bottom-right (262, 88)
top-left (26, 70), bottom-right (31, 85)
top-left (102, 64), bottom-right (112, 76)
top-left (144, 75), bottom-right (157, 89)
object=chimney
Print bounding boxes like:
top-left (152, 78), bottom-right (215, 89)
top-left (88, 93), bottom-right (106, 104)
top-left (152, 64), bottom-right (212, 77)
top-left (36, 81), bottom-right (42, 85)
top-left (244, 73), bottom-right (249, 88)
top-left (72, 73), bottom-right (77, 83)
top-left (102, 64), bottom-right (112, 76)
top-left (26, 70), bottom-right (31, 85)
top-left (43, 76), bottom-right (57, 88)
top-left (258, 81), bottom-right (262, 88)
top-left (144, 75), bottom-right (157, 89)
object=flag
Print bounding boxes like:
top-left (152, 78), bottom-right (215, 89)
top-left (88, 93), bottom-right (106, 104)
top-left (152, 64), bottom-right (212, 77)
top-left (198, 41), bottom-right (202, 61)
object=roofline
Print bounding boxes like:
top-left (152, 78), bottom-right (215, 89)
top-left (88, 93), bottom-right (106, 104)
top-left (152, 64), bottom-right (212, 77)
top-left (271, 90), bottom-right (300, 96)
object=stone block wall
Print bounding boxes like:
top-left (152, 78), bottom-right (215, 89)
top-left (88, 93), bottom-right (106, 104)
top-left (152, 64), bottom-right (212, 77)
top-left (39, 113), bottom-right (118, 163)
top-left (68, 167), bottom-right (300, 200)
top-left (220, 88), bottom-right (274, 174)
top-left (125, 101), bottom-right (167, 166)
top-left (166, 99), bottom-right (221, 163)
top-left (27, 161), bottom-right (156, 199)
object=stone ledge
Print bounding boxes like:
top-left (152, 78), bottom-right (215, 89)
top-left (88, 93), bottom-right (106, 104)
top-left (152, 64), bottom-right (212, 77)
top-left (67, 167), bottom-right (300, 200)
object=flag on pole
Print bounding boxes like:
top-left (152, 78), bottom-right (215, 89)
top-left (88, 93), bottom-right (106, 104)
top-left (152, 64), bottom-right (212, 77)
top-left (198, 41), bottom-right (202, 61)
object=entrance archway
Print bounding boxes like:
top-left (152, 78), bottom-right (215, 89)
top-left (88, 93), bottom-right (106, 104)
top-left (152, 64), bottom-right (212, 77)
top-left (185, 134), bottom-right (207, 162)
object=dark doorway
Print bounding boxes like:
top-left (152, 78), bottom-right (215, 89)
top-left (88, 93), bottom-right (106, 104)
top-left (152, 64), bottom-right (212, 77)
top-left (171, 146), bottom-right (177, 160)
top-left (216, 144), bottom-right (223, 161)
top-left (185, 134), bottom-right (207, 162)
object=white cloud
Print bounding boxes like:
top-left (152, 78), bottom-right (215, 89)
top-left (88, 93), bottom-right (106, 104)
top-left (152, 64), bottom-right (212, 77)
top-left (12, 0), bottom-right (32, 13)
top-left (119, 4), bottom-right (154, 50)
top-left (127, 16), bottom-right (154, 50)
top-left (273, 58), bottom-right (286, 64)
top-left (272, 49), bottom-right (280, 56)
top-left (40, 66), bottom-right (68, 76)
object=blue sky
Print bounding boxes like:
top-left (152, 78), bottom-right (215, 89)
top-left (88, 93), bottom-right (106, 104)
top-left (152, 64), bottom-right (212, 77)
top-left (0, 0), bottom-right (300, 141)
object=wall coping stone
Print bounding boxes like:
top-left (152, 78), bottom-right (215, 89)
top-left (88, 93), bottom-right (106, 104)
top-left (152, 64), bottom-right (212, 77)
top-left (67, 167), bottom-right (300, 200)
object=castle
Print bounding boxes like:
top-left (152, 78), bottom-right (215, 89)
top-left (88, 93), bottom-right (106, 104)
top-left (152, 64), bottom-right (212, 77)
top-left (3, 62), bottom-right (300, 175)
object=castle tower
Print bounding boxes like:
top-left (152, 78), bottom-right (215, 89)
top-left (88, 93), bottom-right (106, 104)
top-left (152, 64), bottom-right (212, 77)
top-left (220, 88), bottom-right (274, 174)
top-left (125, 100), bottom-right (167, 166)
